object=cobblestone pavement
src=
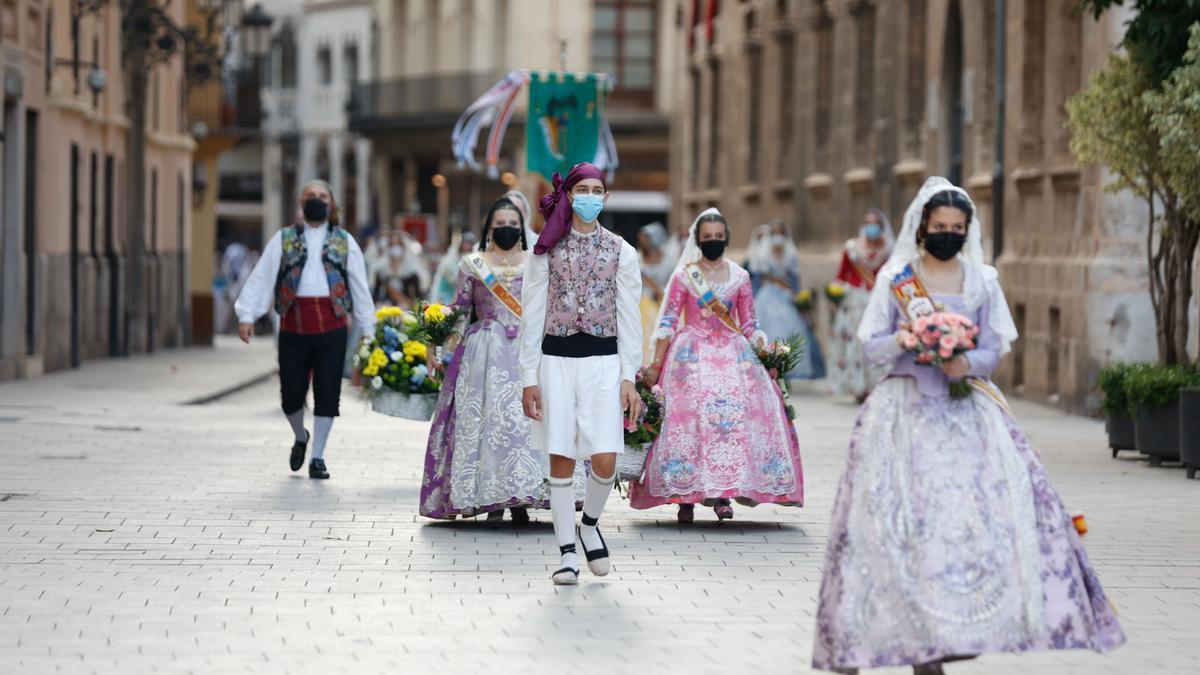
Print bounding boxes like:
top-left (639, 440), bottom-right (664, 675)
top-left (1, 342), bottom-right (1198, 674)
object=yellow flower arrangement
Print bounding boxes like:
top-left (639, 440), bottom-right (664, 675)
top-left (824, 281), bottom-right (847, 305)
top-left (402, 340), bottom-right (427, 364)
top-left (794, 289), bottom-right (814, 312)
top-left (361, 347), bottom-right (389, 375)
top-left (375, 306), bottom-right (404, 321)
top-left (423, 303), bottom-right (450, 323)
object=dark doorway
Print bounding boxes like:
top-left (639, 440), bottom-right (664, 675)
top-left (941, 0), bottom-right (964, 186)
top-left (177, 171), bottom-right (187, 347)
top-left (105, 154), bottom-right (119, 356)
top-left (69, 143), bottom-right (80, 367)
top-left (24, 110), bottom-right (37, 355)
top-left (89, 151), bottom-right (98, 349)
top-left (147, 167), bottom-right (158, 352)
top-left (89, 152), bottom-right (98, 256)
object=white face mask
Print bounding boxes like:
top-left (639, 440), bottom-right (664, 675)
top-left (389, 245), bottom-right (405, 258)
top-left (771, 234), bottom-right (788, 247)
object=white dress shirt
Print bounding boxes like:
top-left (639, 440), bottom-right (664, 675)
top-left (518, 229), bottom-right (643, 388)
top-left (234, 222), bottom-right (377, 334)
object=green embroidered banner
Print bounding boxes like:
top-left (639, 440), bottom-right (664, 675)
top-left (525, 73), bottom-right (608, 180)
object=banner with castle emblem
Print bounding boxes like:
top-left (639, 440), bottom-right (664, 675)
top-left (525, 73), bottom-right (612, 180)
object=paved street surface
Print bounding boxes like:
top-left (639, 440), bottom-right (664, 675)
top-left (1, 341), bottom-right (1198, 674)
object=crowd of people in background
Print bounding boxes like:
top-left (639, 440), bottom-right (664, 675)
top-left (214, 193), bottom-right (907, 403)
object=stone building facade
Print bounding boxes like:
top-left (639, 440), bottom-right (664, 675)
top-left (0, 0), bottom-right (195, 380)
top-left (260, 0), bottom-right (375, 244)
top-left (668, 0), bottom-right (1157, 413)
top-left (351, 0), bottom-right (676, 245)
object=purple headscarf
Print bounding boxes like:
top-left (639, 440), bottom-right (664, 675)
top-left (534, 162), bottom-right (607, 255)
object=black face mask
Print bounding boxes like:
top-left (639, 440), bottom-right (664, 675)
top-left (924, 232), bottom-right (967, 261)
top-left (303, 197), bottom-right (329, 223)
top-left (491, 227), bottom-right (522, 251)
top-left (699, 239), bottom-right (727, 261)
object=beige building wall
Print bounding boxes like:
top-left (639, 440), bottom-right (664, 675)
top-left (0, 0), bottom-right (195, 380)
top-left (668, 0), bottom-right (1155, 414)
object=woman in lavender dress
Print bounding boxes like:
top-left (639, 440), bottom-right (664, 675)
top-left (420, 198), bottom-right (584, 521)
top-left (813, 178), bottom-right (1124, 674)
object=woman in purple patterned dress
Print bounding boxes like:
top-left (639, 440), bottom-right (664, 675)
top-left (812, 178), bottom-right (1124, 674)
top-left (420, 198), bottom-right (584, 521)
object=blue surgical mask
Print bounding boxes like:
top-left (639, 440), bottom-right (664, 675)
top-left (572, 194), bottom-right (605, 223)
top-left (863, 223), bottom-right (883, 240)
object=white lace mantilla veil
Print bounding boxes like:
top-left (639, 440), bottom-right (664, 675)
top-left (746, 223), bottom-right (774, 275)
top-left (856, 176), bottom-right (1019, 355)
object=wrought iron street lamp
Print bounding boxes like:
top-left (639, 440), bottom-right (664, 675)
top-left (241, 4), bottom-right (273, 60)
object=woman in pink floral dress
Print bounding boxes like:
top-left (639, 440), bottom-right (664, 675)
top-left (630, 208), bottom-right (804, 523)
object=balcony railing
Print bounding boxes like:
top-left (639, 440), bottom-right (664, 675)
top-left (187, 69), bottom-right (263, 136)
top-left (348, 71), bottom-right (508, 131)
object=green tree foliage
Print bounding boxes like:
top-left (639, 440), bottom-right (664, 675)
top-left (1079, 0), bottom-right (1200, 82)
top-left (1066, 54), bottom-right (1160, 200)
top-left (1147, 25), bottom-right (1200, 224)
top-left (1067, 23), bottom-right (1200, 365)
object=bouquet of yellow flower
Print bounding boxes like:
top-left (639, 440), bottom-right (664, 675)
top-left (352, 305), bottom-right (443, 419)
top-left (410, 301), bottom-right (465, 347)
top-left (824, 281), bottom-right (847, 305)
top-left (794, 288), bottom-right (815, 313)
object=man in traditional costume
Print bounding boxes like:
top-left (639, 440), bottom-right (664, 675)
top-left (235, 180), bottom-right (376, 479)
top-left (518, 163), bottom-right (643, 585)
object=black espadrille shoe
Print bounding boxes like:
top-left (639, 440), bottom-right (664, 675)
top-left (308, 458), bottom-right (329, 480)
top-left (578, 515), bottom-right (610, 576)
top-left (551, 543), bottom-right (579, 585)
top-left (289, 431), bottom-right (309, 472)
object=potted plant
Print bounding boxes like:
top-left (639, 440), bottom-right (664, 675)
top-left (1181, 386), bottom-right (1200, 479)
top-left (1098, 362), bottom-right (1138, 457)
top-left (1126, 364), bottom-right (1200, 467)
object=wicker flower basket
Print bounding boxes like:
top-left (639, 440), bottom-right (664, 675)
top-left (618, 443), bottom-right (651, 482)
top-left (370, 390), bottom-right (438, 421)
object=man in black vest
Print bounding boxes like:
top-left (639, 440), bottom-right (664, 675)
top-left (234, 180), bottom-right (376, 479)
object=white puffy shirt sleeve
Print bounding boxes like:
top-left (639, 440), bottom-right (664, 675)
top-left (234, 231), bottom-right (283, 324)
top-left (518, 252), bottom-right (549, 388)
top-left (346, 234), bottom-right (377, 335)
top-left (616, 241), bottom-right (644, 384)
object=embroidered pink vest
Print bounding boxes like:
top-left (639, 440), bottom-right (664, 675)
top-left (545, 228), bottom-right (622, 338)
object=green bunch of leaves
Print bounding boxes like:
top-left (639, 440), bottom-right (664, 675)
top-left (1145, 22), bottom-right (1200, 224)
top-left (1098, 361), bottom-right (1134, 417)
top-left (755, 334), bottom-right (806, 376)
top-left (623, 375), bottom-right (665, 447)
top-left (1066, 52), bottom-right (1160, 200)
top-left (1079, 0), bottom-right (1200, 84)
top-left (1121, 362), bottom-right (1200, 414)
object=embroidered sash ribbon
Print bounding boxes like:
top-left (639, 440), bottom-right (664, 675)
top-left (684, 264), bottom-right (741, 335)
top-left (461, 253), bottom-right (522, 318)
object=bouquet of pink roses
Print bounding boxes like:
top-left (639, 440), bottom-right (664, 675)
top-left (898, 311), bottom-right (980, 398)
